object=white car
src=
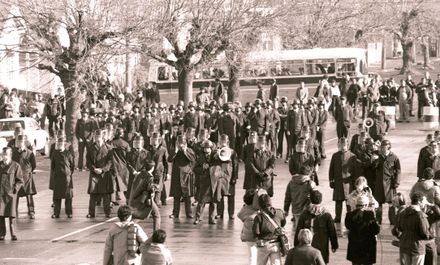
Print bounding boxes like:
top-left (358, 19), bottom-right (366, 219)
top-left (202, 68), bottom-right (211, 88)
top-left (0, 117), bottom-right (50, 155)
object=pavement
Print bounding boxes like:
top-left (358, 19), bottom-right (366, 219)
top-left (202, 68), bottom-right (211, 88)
top-left (0, 112), bottom-right (431, 265)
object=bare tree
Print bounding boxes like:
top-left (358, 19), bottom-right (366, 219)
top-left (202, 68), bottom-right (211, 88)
top-left (0, 0), bottom-right (137, 142)
top-left (133, 0), bottom-right (286, 105)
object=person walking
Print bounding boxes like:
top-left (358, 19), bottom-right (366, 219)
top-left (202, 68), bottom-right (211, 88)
top-left (103, 205), bottom-right (148, 265)
top-left (345, 196), bottom-right (381, 265)
top-left (334, 97), bottom-right (353, 139)
top-left (285, 229), bottom-right (325, 265)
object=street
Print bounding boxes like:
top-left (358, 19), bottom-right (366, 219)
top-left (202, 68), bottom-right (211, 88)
top-left (0, 115), bottom-right (427, 265)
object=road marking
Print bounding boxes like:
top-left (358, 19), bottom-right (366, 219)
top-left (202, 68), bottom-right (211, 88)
top-left (51, 217), bottom-right (117, 242)
top-left (324, 137), bottom-right (337, 143)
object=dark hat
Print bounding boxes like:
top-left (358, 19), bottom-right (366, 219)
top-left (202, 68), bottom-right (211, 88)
top-left (220, 134), bottom-right (229, 142)
top-left (340, 96), bottom-right (347, 101)
top-left (338, 137), bottom-right (348, 144)
top-left (381, 139), bottom-right (391, 146)
top-left (188, 101), bottom-right (196, 108)
top-left (373, 102), bottom-right (381, 107)
top-left (257, 135), bottom-right (266, 142)
top-left (280, 97), bottom-right (288, 103)
top-left (133, 135), bottom-right (144, 142)
top-left (266, 100), bottom-right (273, 107)
top-left (56, 137), bottom-right (67, 143)
top-left (222, 103), bottom-right (231, 111)
top-left (16, 134), bottom-right (25, 141)
top-left (168, 104), bottom-right (176, 111)
top-left (151, 132), bottom-right (161, 139)
top-left (14, 126), bottom-right (23, 133)
top-left (423, 168), bottom-right (435, 180)
top-left (307, 98), bottom-right (315, 105)
top-left (245, 102), bottom-right (252, 108)
top-left (317, 101), bottom-right (325, 106)
top-left (202, 140), bottom-right (213, 149)
top-left (365, 138), bottom-right (374, 145)
top-left (292, 99), bottom-right (300, 106)
top-left (254, 99), bottom-right (262, 105)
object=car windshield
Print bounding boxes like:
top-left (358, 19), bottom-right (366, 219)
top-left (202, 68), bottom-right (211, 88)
top-left (0, 120), bottom-right (25, 131)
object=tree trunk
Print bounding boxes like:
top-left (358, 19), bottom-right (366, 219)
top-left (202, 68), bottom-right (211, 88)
top-left (177, 67), bottom-right (194, 105)
top-left (400, 41), bottom-right (413, 74)
top-left (421, 41), bottom-right (430, 69)
top-left (60, 71), bottom-right (81, 152)
top-left (228, 63), bottom-right (240, 102)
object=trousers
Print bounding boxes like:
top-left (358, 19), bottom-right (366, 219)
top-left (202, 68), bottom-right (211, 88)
top-left (400, 252), bottom-right (425, 265)
top-left (17, 195), bottom-right (35, 214)
top-left (217, 195), bottom-right (235, 218)
top-left (195, 202), bottom-right (215, 221)
top-left (0, 217), bottom-right (16, 237)
top-left (89, 194), bottom-right (111, 216)
top-left (172, 196), bottom-right (192, 217)
top-left (53, 198), bottom-right (72, 216)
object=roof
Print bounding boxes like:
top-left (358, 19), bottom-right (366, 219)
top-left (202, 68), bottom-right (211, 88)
top-left (246, 48), bottom-right (367, 62)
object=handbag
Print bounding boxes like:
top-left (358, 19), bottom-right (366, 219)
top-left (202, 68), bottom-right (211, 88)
top-left (261, 211), bottom-right (290, 256)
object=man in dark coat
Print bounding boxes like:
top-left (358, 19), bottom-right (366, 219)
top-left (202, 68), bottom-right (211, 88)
top-left (367, 102), bottom-right (390, 142)
top-left (249, 136), bottom-right (275, 196)
top-left (334, 97), bottom-right (353, 139)
top-left (265, 100), bottom-right (280, 154)
top-left (294, 190), bottom-right (338, 264)
top-left (345, 196), bottom-right (380, 265)
top-left (316, 101), bottom-right (328, 159)
top-left (329, 137), bottom-right (356, 223)
top-left (305, 99), bottom-right (319, 139)
top-left (289, 138), bottom-right (315, 176)
top-left (45, 94), bottom-right (62, 138)
top-left (193, 140), bottom-right (216, 224)
top-left (218, 103), bottom-right (239, 149)
top-left (147, 133), bottom-right (169, 207)
top-left (168, 135), bottom-right (196, 219)
top-left (0, 147), bottom-right (23, 241)
top-left (86, 129), bottom-right (113, 218)
top-left (215, 134), bottom-right (238, 220)
top-left (126, 136), bottom-right (149, 199)
top-left (286, 100), bottom-right (305, 161)
top-left (206, 104), bottom-right (219, 144)
top-left (302, 126), bottom-right (321, 185)
top-left (110, 128), bottom-right (130, 205)
top-left (247, 99), bottom-right (268, 136)
top-left (75, 109), bottom-right (97, 171)
top-left (277, 97), bottom-right (289, 158)
top-left (183, 102), bottom-right (199, 134)
top-left (50, 137), bottom-right (74, 218)
top-left (269, 78), bottom-right (278, 101)
top-left (243, 131), bottom-right (257, 190)
top-left (373, 139), bottom-right (401, 224)
top-left (12, 135), bottom-right (36, 219)
top-left (417, 134), bottom-right (438, 179)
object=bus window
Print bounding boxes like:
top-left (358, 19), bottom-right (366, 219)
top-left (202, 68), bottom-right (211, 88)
top-left (306, 59), bottom-right (334, 75)
top-left (336, 58), bottom-right (356, 76)
top-left (283, 60), bottom-right (304, 76)
top-left (158, 66), bottom-right (170, 80)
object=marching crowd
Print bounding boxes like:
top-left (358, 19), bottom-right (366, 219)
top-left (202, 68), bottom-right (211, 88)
top-left (1, 72), bottom-right (440, 265)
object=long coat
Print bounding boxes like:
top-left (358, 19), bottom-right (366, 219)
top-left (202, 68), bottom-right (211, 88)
top-left (50, 148), bottom-right (75, 200)
top-left (289, 151), bottom-right (315, 175)
top-left (168, 148), bottom-right (196, 198)
top-left (329, 150), bottom-right (356, 201)
top-left (146, 145), bottom-right (169, 192)
top-left (367, 110), bottom-right (390, 141)
top-left (126, 148), bottom-right (149, 199)
top-left (128, 171), bottom-right (156, 219)
top-left (243, 143), bottom-right (255, 190)
top-left (249, 149), bottom-right (275, 196)
top-left (0, 161), bottom-right (23, 217)
top-left (86, 143), bottom-right (113, 194)
top-left (373, 151), bottom-right (401, 204)
top-left (345, 209), bottom-right (380, 264)
top-left (110, 138), bottom-right (130, 193)
top-left (12, 147), bottom-right (36, 196)
top-left (194, 152), bottom-right (216, 203)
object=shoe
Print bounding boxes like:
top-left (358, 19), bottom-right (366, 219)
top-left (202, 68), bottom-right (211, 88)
top-left (169, 214), bottom-right (178, 219)
top-left (86, 214), bottom-right (95, 218)
top-left (321, 155), bottom-right (327, 159)
top-left (334, 217), bottom-right (341, 223)
top-left (105, 214), bottom-right (111, 218)
top-left (51, 204), bottom-right (54, 208)
top-left (284, 159), bottom-right (288, 163)
top-left (186, 214), bottom-right (194, 219)
top-left (51, 214), bottom-right (59, 219)
top-left (161, 201), bottom-right (167, 206)
top-left (229, 216), bottom-right (235, 220)
top-left (67, 214), bottom-right (72, 219)
top-left (11, 235), bottom-right (17, 241)
top-left (209, 219), bottom-right (216, 224)
top-left (215, 215), bottom-right (223, 219)
top-left (193, 219), bottom-right (201, 225)
top-left (0, 236), bottom-right (4, 241)
top-left (78, 168), bottom-right (83, 172)
top-left (29, 213), bottom-right (35, 219)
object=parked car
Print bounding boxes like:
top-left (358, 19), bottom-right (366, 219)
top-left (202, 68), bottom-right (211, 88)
top-left (0, 117), bottom-right (50, 155)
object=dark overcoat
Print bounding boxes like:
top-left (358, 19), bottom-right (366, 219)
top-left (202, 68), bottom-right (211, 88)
top-left (126, 148), bottom-right (149, 198)
top-left (0, 161), bottom-right (23, 217)
top-left (249, 149), bottom-right (275, 195)
top-left (373, 151), bottom-right (401, 204)
top-left (168, 148), bottom-right (196, 198)
top-left (243, 143), bottom-right (255, 190)
top-left (194, 152), bottom-right (215, 203)
top-left (86, 143), bottom-right (113, 194)
top-left (12, 147), bottom-right (36, 196)
top-left (329, 150), bottom-right (356, 201)
top-left (50, 149), bottom-right (75, 199)
top-left (147, 144), bottom-right (169, 192)
top-left (110, 138), bottom-right (130, 193)
top-left (128, 171), bottom-right (156, 219)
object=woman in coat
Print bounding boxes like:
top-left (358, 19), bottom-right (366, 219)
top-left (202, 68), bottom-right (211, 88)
top-left (0, 147), bottom-right (23, 240)
top-left (168, 135), bottom-right (196, 219)
top-left (345, 196), bottom-right (380, 265)
top-left (329, 137), bottom-right (356, 222)
top-left (50, 137), bottom-right (75, 218)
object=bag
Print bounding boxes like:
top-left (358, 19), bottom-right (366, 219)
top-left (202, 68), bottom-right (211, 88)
top-left (261, 211), bottom-right (290, 256)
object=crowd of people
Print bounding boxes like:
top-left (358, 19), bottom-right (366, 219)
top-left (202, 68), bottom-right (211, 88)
top-left (1, 72), bottom-right (440, 265)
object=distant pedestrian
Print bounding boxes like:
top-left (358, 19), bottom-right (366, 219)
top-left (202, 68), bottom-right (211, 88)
top-left (103, 205), bottom-right (148, 265)
top-left (141, 229), bottom-right (173, 265)
top-left (285, 229), bottom-right (325, 265)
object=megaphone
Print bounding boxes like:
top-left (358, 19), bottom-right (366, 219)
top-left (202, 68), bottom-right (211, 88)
top-left (363, 118), bottom-right (374, 129)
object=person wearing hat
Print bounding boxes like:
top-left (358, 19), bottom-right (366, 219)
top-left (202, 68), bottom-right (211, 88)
top-left (329, 137), bottom-right (356, 223)
top-left (0, 147), bottom-right (23, 241)
top-left (168, 135), bottom-right (196, 219)
top-left (234, 103), bottom-right (246, 159)
top-left (86, 129), bottom-right (113, 218)
top-left (417, 136), bottom-right (440, 180)
top-left (286, 98), bottom-right (306, 162)
top-left (75, 109), bottom-right (97, 171)
top-left (128, 159), bottom-right (161, 231)
top-left (50, 137), bottom-right (74, 218)
top-left (305, 98), bottom-right (318, 140)
top-left (269, 78), bottom-right (278, 101)
top-left (277, 96), bottom-right (289, 159)
top-left (183, 102), bottom-right (199, 135)
top-left (265, 100), bottom-right (280, 155)
top-left (192, 128), bottom-right (211, 157)
top-left (147, 132), bottom-right (169, 207)
top-left (193, 140), bottom-right (217, 224)
top-left (218, 102), bottom-right (239, 149)
top-left (243, 131), bottom-right (258, 191)
top-left (109, 128), bottom-right (130, 205)
top-left (334, 96), bottom-right (353, 139)
top-left (289, 138), bottom-right (315, 177)
top-left (249, 135), bottom-right (275, 196)
top-left (214, 134), bottom-right (239, 220)
top-left (206, 102), bottom-right (220, 144)
top-left (121, 105), bottom-right (141, 141)
top-left (367, 102), bottom-right (390, 142)
top-left (345, 195), bottom-right (380, 265)
top-left (184, 127), bottom-right (197, 150)
top-left (301, 126), bottom-right (321, 185)
top-left (248, 99), bottom-right (269, 136)
top-left (12, 134), bottom-right (36, 219)
top-left (7, 126), bottom-right (34, 152)
top-left (372, 139), bottom-right (401, 224)
top-left (316, 100), bottom-right (328, 159)
top-left (126, 135), bottom-right (149, 199)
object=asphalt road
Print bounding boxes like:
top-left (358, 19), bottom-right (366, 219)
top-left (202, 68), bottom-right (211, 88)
top-left (0, 113), bottom-right (429, 265)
